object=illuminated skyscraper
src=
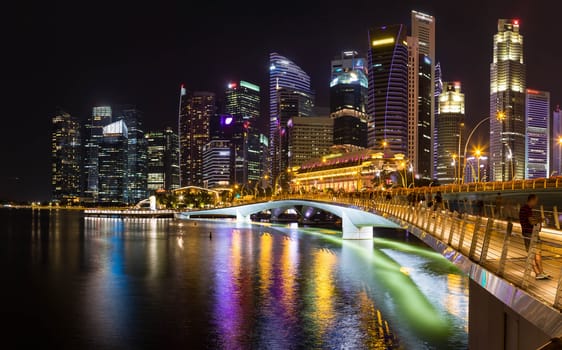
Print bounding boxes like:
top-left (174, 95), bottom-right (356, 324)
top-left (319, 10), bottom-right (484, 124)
top-left (553, 106), bottom-right (562, 176)
top-left (411, 10), bottom-right (436, 178)
top-left (433, 62), bottom-right (443, 176)
top-left (436, 82), bottom-right (465, 184)
top-left (178, 87), bottom-right (216, 187)
top-left (525, 89), bottom-right (550, 179)
top-left (269, 53), bottom-right (314, 188)
top-left (330, 51), bottom-right (368, 148)
top-left (225, 80), bottom-right (260, 121)
top-left (115, 106), bottom-right (147, 203)
top-left (51, 109), bottom-right (81, 203)
top-left (490, 19), bottom-right (526, 181)
top-left (98, 120), bottom-right (128, 204)
top-left (82, 106), bottom-right (112, 202)
top-left (288, 116), bottom-right (334, 167)
top-left (367, 24), bottom-right (408, 156)
top-left (145, 127), bottom-right (180, 191)
top-left (202, 140), bottom-right (232, 189)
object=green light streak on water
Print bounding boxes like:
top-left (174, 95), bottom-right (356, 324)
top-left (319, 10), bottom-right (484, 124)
top-left (282, 225), bottom-right (454, 340)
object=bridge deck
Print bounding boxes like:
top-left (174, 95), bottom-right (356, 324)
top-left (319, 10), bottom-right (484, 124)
top-left (372, 199), bottom-right (562, 312)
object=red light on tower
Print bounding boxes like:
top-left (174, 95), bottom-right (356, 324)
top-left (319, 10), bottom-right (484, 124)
top-left (513, 19), bottom-right (519, 25)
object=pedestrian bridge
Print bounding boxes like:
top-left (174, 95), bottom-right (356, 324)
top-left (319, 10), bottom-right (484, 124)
top-left (177, 199), bottom-right (399, 239)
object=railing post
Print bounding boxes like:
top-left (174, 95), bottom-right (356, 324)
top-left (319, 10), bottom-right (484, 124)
top-left (420, 208), bottom-right (427, 230)
top-left (522, 225), bottom-right (541, 289)
top-left (457, 214), bottom-right (467, 251)
top-left (497, 221), bottom-right (513, 277)
top-left (468, 216), bottom-right (483, 259)
top-left (447, 214), bottom-right (457, 246)
top-left (425, 208), bottom-right (432, 232)
top-left (554, 269), bottom-right (562, 309)
top-left (432, 211), bottom-right (440, 236)
top-left (554, 206), bottom-right (560, 230)
top-left (479, 218), bottom-right (495, 264)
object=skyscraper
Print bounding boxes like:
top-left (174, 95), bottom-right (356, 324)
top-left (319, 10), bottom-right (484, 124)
top-left (82, 106), bottom-right (112, 202)
top-left (417, 54), bottom-right (433, 179)
top-left (202, 140), bottom-right (232, 189)
top-left (411, 10), bottom-right (436, 178)
top-left (51, 109), bottom-right (81, 203)
top-left (433, 62), bottom-right (443, 176)
top-left (525, 89), bottom-right (550, 179)
top-left (553, 106), bottom-right (562, 176)
top-left (288, 116), bottom-right (334, 168)
top-left (407, 36), bottom-right (419, 170)
top-left (330, 51), bottom-right (368, 148)
top-left (146, 127), bottom-right (180, 192)
top-left (178, 86), bottom-right (216, 187)
top-left (269, 52), bottom-right (314, 187)
top-left (115, 106), bottom-right (147, 203)
top-left (490, 19), bottom-right (526, 181)
top-left (367, 24), bottom-right (409, 156)
top-left (98, 120), bottom-right (128, 204)
top-left (225, 80), bottom-right (260, 121)
top-left (436, 82), bottom-right (465, 184)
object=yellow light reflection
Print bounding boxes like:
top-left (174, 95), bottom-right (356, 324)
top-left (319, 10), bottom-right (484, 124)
top-left (311, 248), bottom-right (337, 334)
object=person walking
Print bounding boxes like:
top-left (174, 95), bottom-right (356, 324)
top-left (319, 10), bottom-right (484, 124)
top-left (519, 194), bottom-right (548, 280)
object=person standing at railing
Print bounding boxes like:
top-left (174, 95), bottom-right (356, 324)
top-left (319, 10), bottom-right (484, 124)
top-left (519, 194), bottom-right (549, 280)
top-left (433, 191), bottom-right (443, 211)
top-left (495, 193), bottom-right (503, 219)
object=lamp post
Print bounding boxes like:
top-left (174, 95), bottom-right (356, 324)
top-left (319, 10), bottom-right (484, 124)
top-left (474, 149), bottom-right (482, 182)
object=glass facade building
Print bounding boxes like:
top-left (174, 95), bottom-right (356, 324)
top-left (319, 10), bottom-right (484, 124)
top-left (525, 89), bottom-right (550, 179)
top-left (553, 106), bottom-right (562, 176)
top-left (178, 87), bottom-right (216, 187)
top-left (490, 19), bottom-right (526, 181)
top-left (367, 24), bottom-right (409, 156)
top-left (82, 106), bottom-right (112, 202)
top-left (146, 127), bottom-right (180, 192)
top-left (98, 120), bottom-right (129, 204)
top-left (330, 51), bottom-right (368, 148)
top-left (288, 116), bottom-right (334, 168)
top-left (115, 106), bottom-right (147, 203)
top-left (436, 82), bottom-right (465, 184)
top-left (269, 52), bottom-right (313, 187)
top-left (51, 109), bottom-right (81, 203)
top-left (202, 140), bottom-right (231, 189)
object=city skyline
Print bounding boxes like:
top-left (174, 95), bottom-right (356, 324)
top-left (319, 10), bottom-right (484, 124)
top-left (5, 0), bottom-right (562, 200)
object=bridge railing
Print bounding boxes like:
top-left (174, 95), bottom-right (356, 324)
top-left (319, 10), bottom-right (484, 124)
top-left (373, 198), bottom-right (562, 311)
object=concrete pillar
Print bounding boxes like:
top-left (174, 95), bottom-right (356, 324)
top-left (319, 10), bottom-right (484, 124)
top-left (469, 279), bottom-right (550, 350)
top-left (341, 211), bottom-right (373, 239)
top-left (236, 210), bottom-right (251, 223)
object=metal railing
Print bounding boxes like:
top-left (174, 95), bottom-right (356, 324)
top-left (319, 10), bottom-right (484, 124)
top-left (370, 197), bottom-right (562, 311)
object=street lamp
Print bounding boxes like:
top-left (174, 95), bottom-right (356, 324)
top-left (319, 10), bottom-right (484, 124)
top-left (462, 113), bottom-right (504, 183)
top-left (474, 148), bottom-right (482, 182)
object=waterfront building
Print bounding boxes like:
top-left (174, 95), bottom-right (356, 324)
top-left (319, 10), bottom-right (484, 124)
top-left (490, 19), bottom-right (526, 181)
top-left (525, 89), bottom-right (550, 179)
top-left (82, 106), bottom-right (112, 202)
top-left (51, 109), bottom-right (81, 203)
top-left (202, 140), bottom-right (231, 189)
top-left (292, 145), bottom-right (407, 192)
top-left (436, 82), bottom-right (465, 184)
top-left (145, 127), bottom-right (180, 192)
top-left (178, 86), bottom-right (216, 186)
top-left (98, 120), bottom-right (128, 204)
top-left (115, 106), bottom-right (147, 203)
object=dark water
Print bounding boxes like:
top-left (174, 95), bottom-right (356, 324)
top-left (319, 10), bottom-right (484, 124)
top-left (0, 209), bottom-right (468, 349)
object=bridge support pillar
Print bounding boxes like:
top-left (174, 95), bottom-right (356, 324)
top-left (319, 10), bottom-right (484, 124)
top-left (341, 212), bottom-right (373, 239)
top-left (235, 210), bottom-right (251, 223)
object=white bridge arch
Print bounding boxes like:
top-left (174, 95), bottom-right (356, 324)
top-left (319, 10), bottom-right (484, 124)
top-left (177, 199), bottom-right (399, 239)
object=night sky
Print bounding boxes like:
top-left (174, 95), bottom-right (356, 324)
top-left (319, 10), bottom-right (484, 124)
top-left (4, 0), bottom-right (562, 201)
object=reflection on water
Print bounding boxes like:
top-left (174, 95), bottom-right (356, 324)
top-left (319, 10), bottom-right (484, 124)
top-left (0, 209), bottom-right (468, 349)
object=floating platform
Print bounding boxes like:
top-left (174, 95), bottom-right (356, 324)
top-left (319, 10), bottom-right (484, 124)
top-left (84, 209), bottom-right (176, 219)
